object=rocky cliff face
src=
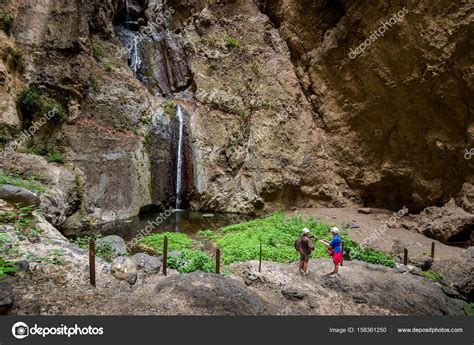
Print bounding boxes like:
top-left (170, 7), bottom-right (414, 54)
top-left (0, 0), bottom-right (472, 232)
top-left (258, 0), bottom-right (473, 213)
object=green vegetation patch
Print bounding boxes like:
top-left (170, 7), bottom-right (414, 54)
top-left (73, 235), bottom-right (116, 261)
top-left (139, 232), bottom-right (193, 255)
top-left (225, 35), bottom-right (240, 48)
top-left (0, 14), bottom-right (14, 35)
top-left (93, 43), bottom-right (106, 59)
top-left (17, 87), bottom-right (67, 122)
top-left (421, 270), bottom-right (443, 283)
top-left (0, 170), bottom-right (46, 193)
top-left (465, 302), bottom-right (474, 316)
top-left (163, 100), bottom-right (177, 117)
top-left (215, 213), bottom-right (395, 267)
top-left (26, 144), bottom-right (65, 164)
top-left (168, 250), bottom-right (215, 273)
top-left (1, 46), bottom-right (24, 71)
top-left (0, 260), bottom-right (16, 279)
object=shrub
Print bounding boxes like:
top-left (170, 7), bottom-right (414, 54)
top-left (73, 235), bottom-right (116, 261)
top-left (17, 87), bottom-right (67, 122)
top-left (0, 14), bottom-right (14, 35)
top-left (27, 144), bottom-right (65, 164)
top-left (168, 250), bottom-right (215, 273)
top-left (0, 260), bottom-right (16, 279)
top-left (139, 232), bottom-right (193, 255)
top-left (225, 35), bottom-right (240, 48)
top-left (93, 43), bottom-right (106, 59)
top-left (45, 149), bottom-right (64, 164)
top-left (89, 75), bottom-right (101, 92)
top-left (18, 87), bottom-right (41, 115)
top-left (0, 170), bottom-right (46, 193)
top-left (163, 100), bottom-right (177, 116)
top-left (465, 302), bottom-right (474, 316)
top-left (40, 98), bottom-right (67, 122)
top-left (2, 46), bottom-right (24, 71)
top-left (251, 59), bottom-right (263, 76)
top-left (197, 229), bottom-right (216, 239)
top-left (102, 59), bottom-right (117, 72)
top-left (422, 270), bottom-right (443, 282)
top-left (207, 59), bottom-right (216, 70)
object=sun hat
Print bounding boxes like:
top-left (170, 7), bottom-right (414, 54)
top-left (302, 228), bottom-right (310, 234)
top-left (330, 227), bottom-right (340, 234)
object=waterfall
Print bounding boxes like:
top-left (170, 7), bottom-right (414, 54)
top-left (175, 105), bottom-right (184, 209)
top-left (130, 36), bottom-right (141, 75)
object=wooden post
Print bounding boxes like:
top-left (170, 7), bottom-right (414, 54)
top-left (340, 242), bottom-right (344, 266)
top-left (431, 242), bottom-right (435, 259)
top-left (163, 235), bottom-right (168, 276)
top-left (89, 237), bottom-right (96, 287)
top-left (259, 242), bottom-right (262, 273)
top-left (403, 248), bottom-right (408, 265)
top-left (216, 248), bottom-right (221, 274)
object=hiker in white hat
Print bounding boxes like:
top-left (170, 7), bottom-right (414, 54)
top-left (328, 227), bottom-right (343, 275)
top-left (294, 228), bottom-right (314, 276)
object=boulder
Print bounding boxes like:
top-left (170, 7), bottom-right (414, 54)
top-left (407, 264), bottom-right (423, 276)
top-left (97, 235), bottom-right (127, 257)
top-left (0, 185), bottom-right (40, 207)
top-left (16, 260), bottom-right (29, 273)
top-left (131, 253), bottom-right (161, 274)
top-left (110, 256), bottom-right (138, 285)
top-left (281, 288), bottom-right (307, 301)
top-left (409, 256), bottom-right (433, 271)
top-left (358, 208), bottom-right (372, 214)
top-left (154, 271), bottom-right (272, 315)
top-left (244, 269), bottom-right (267, 286)
top-left (158, 250), bottom-right (183, 261)
top-left (395, 263), bottom-right (409, 273)
top-left (415, 199), bottom-right (474, 245)
top-left (0, 282), bottom-right (14, 314)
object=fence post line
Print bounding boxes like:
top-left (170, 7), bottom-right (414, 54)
top-left (259, 242), bottom-right (262, 273)
top-left (163, 235), bottom-right (168, 276)
top-left (403, 248), bottom-right (408, 266)
top-left (216, 248), bottom-right (221, 274)
top-left (89, 237), bottom-right (96, 287)
top-left (431, 242), bottom-right (435, 259)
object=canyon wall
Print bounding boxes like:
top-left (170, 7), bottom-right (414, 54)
top-left (0, 0), bottom-right (472, 231)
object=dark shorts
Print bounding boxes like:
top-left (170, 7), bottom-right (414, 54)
top-left (300, 252), bottom-right (310, 262)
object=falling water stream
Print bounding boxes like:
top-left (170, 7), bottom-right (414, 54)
top-left (175, 105), bottom-right (184, 210)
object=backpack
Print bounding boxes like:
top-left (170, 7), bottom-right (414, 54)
top-left (294, 238), bottom-right (302, 251)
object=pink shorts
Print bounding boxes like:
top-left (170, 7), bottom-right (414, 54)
top-left (333, 252), bottom-right (342, 265)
